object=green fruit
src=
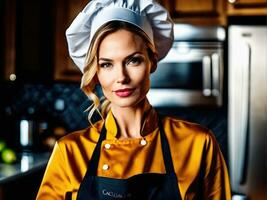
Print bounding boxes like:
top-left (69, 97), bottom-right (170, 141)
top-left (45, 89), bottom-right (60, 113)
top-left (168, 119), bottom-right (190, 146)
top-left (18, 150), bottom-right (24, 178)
top-left (0, 140), bottom-right (6, 152)
top-left (1, 148), bottom-right (17, 164)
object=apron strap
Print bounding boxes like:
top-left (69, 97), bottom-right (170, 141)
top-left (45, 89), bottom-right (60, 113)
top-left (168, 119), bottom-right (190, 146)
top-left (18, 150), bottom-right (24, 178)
top-left (158, 114), bottom-right (176, 175)
top-left (76, 126), bottom-right (107, 199)
top-left (87, 122), bottom-right (107, 176)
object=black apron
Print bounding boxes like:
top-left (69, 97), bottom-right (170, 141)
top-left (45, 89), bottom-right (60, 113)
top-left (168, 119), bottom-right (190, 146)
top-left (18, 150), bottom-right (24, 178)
top-left (76, 116), bottom-right (182, 200)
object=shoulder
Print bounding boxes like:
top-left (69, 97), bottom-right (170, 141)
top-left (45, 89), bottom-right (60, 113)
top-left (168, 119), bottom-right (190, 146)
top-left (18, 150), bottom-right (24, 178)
top-left (162, 115), bottom-right (209, 135)
top-left (164, 115), bottom-right (208, 130)
top-left (161, 115), bottom-right (216, 145)
top-left (56, 120), bottom-right (103, 149)
top-left (161, 115), bottom-right (223, 163)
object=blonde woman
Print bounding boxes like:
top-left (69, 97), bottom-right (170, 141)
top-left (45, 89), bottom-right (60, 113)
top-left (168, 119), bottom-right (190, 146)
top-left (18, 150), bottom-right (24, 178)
top-left (36, 0), bottom-right (231, 199)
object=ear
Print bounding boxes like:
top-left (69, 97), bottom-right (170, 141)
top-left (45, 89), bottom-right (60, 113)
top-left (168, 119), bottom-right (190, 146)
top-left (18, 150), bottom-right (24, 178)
top-left (150, 54), bottom-right (158, 74)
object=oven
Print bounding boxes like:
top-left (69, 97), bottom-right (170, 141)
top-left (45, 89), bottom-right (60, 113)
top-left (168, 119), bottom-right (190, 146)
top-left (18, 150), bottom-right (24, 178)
top-left (147, 24), bottom-right (226, 107)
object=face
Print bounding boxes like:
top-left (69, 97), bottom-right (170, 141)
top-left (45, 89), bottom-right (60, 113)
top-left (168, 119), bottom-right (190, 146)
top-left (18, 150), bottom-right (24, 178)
top-left (97, 29), bottom-right (154, 109)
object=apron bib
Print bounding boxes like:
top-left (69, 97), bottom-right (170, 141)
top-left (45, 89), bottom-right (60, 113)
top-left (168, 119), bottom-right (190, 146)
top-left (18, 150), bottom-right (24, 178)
top-left (77, 115), bottom-right (182, 200)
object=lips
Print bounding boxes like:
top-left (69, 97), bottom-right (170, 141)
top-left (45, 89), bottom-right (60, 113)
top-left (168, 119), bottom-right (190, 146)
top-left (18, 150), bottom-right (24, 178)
top-left (114, 88), bottom-right (135, 97)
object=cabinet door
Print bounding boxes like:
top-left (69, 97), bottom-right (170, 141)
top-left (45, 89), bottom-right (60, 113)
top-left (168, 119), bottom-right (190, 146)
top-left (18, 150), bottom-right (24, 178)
top-left (227, 0), bottom-right (267, 15)
top-left (3, 0), bottom-right (54, 83)
top-left (54, 0), bottom-right (88, 82)
top-left (159, 0), bottom-right (226, 25)
top-left (175, 0), bottom-right (216, 14)
top-left (3, 0), bottom-right (17, 82)
top-left (0, 0), bottom-right (5, 81)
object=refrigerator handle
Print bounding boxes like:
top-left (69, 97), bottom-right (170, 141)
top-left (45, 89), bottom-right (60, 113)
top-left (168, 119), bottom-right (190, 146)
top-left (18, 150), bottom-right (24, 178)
top-left (232, 195), bottom-right (248, 200)
top-left (237, 42), bottom-right (251, 184)
top-left (211, 53), bottom-right (220, 97)
top-left (202, 56), bottom-right (212, 96)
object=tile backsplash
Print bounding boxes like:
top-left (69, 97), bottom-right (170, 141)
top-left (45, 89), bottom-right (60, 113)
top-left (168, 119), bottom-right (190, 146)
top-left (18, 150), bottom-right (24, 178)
top-left (0, 82), bottom-right (94, 150)
top-left (1, 83), bottom-right (91, 130)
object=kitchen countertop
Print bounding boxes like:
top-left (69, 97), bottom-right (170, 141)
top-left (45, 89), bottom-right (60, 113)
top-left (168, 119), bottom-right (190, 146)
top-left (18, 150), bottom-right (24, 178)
top-left (0, 152), bottom-right (50, 184)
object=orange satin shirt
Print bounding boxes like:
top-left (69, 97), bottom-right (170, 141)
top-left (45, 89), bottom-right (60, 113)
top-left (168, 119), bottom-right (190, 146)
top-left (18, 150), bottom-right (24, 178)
top-left (36, 108), bottom-right (231, 200)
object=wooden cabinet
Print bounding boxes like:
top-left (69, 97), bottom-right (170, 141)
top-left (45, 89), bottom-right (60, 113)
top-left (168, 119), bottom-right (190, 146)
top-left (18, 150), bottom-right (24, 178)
top-left (227, 0), bottom-right (267, 15)
top-left (2, 0), bottom-right (16, 82)
top-left (3, 0), bottom-right (54, 83)
top-left (54, 0), bottom-right (88, 82)
top-left (0, 1), bottom-right (5, 81)
top-left (158, 0), bottom-right (227, 25)
top-left (2, 0), bottom-right (85, 83)
top-left (159, 0), bottom-right (267, 24)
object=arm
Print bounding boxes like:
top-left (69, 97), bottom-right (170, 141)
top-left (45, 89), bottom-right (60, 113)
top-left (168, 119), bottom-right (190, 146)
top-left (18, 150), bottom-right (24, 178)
top-left (36, 142), bottom-right (71, 200)
top-left (201, 131), bottom-right (231, 200)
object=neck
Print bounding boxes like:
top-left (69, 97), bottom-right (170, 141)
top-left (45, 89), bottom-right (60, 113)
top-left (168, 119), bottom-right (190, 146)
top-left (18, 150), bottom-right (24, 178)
top-left (111, 98), bottom-right (150, 139)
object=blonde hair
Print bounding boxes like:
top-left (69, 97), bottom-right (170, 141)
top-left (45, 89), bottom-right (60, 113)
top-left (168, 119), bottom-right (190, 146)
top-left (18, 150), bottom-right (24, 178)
top-left (80, 21), bottom-right (157, 124)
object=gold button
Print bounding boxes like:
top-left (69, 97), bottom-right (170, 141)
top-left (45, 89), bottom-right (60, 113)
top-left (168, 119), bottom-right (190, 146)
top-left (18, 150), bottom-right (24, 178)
top-left (104, 143), bottom-right (111, 150)
top-left (102, 164), bottom-right (109, 170)
top-left (140, 139), bottom-right (147, 146)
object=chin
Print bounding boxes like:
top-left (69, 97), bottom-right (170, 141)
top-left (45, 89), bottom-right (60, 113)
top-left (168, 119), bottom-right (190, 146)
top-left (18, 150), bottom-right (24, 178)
top-left (111, 96), bottom-right (146, 108)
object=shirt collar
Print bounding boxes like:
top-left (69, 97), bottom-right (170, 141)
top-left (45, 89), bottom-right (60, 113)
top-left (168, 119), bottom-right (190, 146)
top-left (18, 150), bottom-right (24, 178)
top-left (104, 105), bottom-right (158, 140)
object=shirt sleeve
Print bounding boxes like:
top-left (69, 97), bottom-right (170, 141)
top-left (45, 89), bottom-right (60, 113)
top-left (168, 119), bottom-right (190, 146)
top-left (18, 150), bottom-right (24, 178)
top-left (201, 131), bottom-right (232, 200)
top-left (36, 142), bottom-right (71, 200)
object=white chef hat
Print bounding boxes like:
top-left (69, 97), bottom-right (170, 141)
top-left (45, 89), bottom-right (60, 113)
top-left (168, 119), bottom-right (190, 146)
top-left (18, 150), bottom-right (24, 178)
top-left (66, 0), bottom-right (174, 73)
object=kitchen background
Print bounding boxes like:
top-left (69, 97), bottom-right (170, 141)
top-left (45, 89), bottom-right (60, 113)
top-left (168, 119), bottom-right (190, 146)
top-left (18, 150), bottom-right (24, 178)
top-left (0, 0), bottom-right (267, 199)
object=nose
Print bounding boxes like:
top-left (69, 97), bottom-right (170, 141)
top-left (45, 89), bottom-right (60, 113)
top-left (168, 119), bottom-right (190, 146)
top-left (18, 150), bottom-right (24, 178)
top-left (116, 65), bottom-right (130, 84)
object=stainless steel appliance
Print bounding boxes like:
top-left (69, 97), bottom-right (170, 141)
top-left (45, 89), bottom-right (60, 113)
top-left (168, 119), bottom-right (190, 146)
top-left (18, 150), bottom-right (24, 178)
top-left (147, 24), bottom-right (226, 107)
top-left (228, 25), bottom-right (267, 200)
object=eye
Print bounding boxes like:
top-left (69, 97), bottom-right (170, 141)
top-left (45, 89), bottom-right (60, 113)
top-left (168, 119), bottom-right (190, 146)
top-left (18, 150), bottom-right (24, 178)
top-left (99, 62), bottom-right (112, 68)
top-left (127, 56), bottom-right (143, 66)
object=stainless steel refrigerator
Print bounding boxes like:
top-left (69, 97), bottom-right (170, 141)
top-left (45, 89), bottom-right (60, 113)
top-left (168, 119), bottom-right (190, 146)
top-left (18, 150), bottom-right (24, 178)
top-left (228, 25), bottom-right (267, 200)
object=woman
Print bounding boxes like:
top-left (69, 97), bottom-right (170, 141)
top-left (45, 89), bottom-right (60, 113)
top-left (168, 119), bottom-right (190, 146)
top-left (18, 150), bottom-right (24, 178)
top-left (37, 0), bottom-right (231, 199)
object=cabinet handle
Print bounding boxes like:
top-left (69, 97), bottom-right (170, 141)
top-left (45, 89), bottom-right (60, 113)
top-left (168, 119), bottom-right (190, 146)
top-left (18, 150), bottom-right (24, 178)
top-left (230, 42), bottom-right (251, 185)
top-left (232, 195), bottom-right (248, 200)
top-left (211, 53), bottom-right (220, 97)
top-left (228, 0), bottom-right (237, 4)
top-left (9, 73), bottom-right (17, 81)
top-left (237, 42), bottom-right (251, 184)
top-left (202, 56), bottom-right (211, 96)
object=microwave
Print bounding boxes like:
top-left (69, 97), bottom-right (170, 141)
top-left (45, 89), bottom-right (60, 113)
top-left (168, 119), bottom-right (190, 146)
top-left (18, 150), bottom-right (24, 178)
top-left (147, 24), bottom-right (225, 107)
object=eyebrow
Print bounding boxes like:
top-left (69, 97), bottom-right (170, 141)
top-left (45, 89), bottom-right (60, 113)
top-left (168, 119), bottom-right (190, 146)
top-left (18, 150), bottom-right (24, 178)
top-left (98, 51), bottom-right (144, 62)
